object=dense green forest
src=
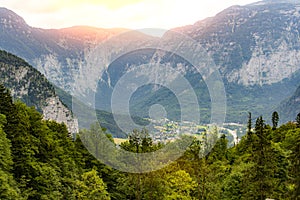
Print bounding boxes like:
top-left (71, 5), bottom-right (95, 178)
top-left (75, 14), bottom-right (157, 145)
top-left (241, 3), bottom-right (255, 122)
top-left (0, 83), bottom-right (300, 199)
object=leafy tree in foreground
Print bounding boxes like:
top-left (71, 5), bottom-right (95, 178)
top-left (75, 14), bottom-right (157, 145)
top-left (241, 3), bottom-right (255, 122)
top-left (0, 114), bottom-right (21, 199)
top-left (164, 169), bottom-right (196, 200)
top-left (284, 129), bottom-right (300, 199)
top-left (0, 114), bottom-right (12, 172)
top-left (75, 169), bottom-right (110, 200)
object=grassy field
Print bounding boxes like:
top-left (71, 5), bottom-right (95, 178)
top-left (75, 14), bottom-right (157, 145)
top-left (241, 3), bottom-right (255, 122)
top-left (113, 138), bottom-right (128, 145)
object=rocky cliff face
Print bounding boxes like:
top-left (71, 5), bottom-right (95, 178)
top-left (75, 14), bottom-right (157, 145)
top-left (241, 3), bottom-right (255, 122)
top-left (172, 1), bottom-right (300, 86)
top-left (0, 50), bottom-right (78, 134)
top-left (43, 97), bottom-right (79, 134)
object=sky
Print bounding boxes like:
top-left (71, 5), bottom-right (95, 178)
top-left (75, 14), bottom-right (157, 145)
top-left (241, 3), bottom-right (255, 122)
top-left (0, 0), bottom-right (259, 30)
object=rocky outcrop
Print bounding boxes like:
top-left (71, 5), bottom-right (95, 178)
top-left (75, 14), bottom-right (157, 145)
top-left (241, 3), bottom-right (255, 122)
top-left (43, 97), bottom-right (79, 134)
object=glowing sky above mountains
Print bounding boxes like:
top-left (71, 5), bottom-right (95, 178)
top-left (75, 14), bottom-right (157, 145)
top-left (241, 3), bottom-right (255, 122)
top-left (0, 0), bottom-right (258, 29)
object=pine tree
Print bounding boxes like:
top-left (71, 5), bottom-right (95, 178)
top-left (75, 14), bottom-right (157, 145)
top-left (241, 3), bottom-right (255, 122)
top-left (249, 116), bottom-right (275, 200)
top-left (0, 84), bottom-right (19, 142)
top-left (296, 113), bottom-right (300, 128)
top-left (272, 111), bottom-right (279, 130)
top-left (208, 134), bottom-right (228, 162)
top-left (0, 84), bottom-right (15, 117)
top-left (247, 112), bottom-right (252, 134)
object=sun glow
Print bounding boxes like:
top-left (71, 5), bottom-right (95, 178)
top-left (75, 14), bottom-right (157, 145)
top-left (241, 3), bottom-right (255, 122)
top-left (0, 0), bottom-right (258, 29)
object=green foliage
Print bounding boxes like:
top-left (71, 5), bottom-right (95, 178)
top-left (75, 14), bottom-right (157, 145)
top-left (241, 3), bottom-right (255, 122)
top-left (0, 169), bottom-right (22, 200)
top-left (30, 162), bottom-right (63, 199)
top-left (0, 85), bottom-right (112, 199)
top-left (75, 169), bottom-right (110, 200)
top-left (120, 128), bottom-right (162, 153)
top-left (0, 114), bottom-right (12, 172)
top-left (208, 134), bottom-right (228, 162)
top-left (164, 170), bottom-right (196, 200)
top-left (0, 114), bottom-right (22, 199)
top-left (0, 84), bottom-right (300, 199)
top-left (284, 128), bottom-right (300, 198)
top-left (221, 162), bottom-right (254, 200)
top-left (0, 84), bottom-right (15, 119)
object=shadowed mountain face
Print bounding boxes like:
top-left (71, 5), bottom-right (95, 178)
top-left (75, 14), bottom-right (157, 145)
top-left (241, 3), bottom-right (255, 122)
top-left (1, 1), bottom-right (300, 126)
top-left (277, 84), bottom-right (300, 122)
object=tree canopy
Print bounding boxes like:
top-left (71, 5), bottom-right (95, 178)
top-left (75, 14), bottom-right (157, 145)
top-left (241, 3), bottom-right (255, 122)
top-left (0, 84), bottom-right (299, 199)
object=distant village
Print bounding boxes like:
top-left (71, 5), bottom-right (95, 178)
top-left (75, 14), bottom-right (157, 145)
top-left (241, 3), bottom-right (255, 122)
top-left (147, 118), bottom-right (246, 146)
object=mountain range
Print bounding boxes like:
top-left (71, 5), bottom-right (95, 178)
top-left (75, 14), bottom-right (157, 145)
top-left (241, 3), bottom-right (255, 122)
top-left (1, 0), bottom-right (300, 134)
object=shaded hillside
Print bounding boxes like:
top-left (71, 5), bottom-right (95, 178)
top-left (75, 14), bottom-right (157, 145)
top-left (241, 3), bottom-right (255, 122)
top-left (278, 85), bottom-right (300, 122)
top-left (0, 50), bottom-right (78, 133)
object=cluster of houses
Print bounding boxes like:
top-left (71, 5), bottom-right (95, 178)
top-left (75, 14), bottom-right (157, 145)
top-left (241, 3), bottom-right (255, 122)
top-left (147, 118), bottom-right (246, 145)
